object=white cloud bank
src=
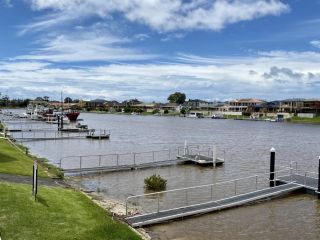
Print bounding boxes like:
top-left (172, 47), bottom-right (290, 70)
top-left (1, 51), bottom-right (320, 101)
top-left (23, 0), bottom-right (289, 33)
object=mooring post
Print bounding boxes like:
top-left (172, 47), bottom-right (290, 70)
top-left (57, 115), bottom-right (60, 130)
top-left (318, 156), bottom-right (320, 199)
top-left (270, 147), bottom-right (275, 187)
top-left (212, 145), bottom-right (216, 168)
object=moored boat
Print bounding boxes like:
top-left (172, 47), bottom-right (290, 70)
top-left (66, 110), bottom-right (80, 121)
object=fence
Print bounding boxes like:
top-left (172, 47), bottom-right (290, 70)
top-left (59, 144), bottom-right (225, 171)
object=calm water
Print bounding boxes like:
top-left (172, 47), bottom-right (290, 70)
top-left (5, 112), bottom-right (320, 239)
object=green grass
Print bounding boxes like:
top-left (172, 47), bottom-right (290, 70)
top-left (0, 139), bottom-right (47, 177)
top-left (0, 182), bottom-right (141, 240)
top-left (289, 116), bottom-right (320, 124)
top-left (223, 114), bottom-right (248, 119)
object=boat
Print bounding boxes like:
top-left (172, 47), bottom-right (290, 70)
top-left (188, 112), bottom-right (204, 118)
top-left (66, 110), bottom-right (80, 121)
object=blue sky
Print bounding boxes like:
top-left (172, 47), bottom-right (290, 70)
top-left (0, 0), bottom-right (320, 102)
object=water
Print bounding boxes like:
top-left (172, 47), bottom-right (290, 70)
top-left (4, 112), bottom-right (320, 239)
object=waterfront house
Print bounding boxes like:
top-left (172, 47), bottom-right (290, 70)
top-left (160, 103), bottom-right (182, 113)
top-left (86, 99), bottom-right (107, 109)
top-left (279, 98), bottom-right (320, 117)
top-left (131, 102), bottom-right (160, 113)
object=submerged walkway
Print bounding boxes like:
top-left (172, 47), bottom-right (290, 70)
top-left (126, 183), bottom-right (303, 227)
top-left (125, 171), bottom-right (319, 227)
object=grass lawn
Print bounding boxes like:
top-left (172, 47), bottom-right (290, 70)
top-left (0, 139), bottom-right (47, 177)
top-left (0, 182), bottom-right (141, 240)
top-left (289, 116), bottom-right (320, 124)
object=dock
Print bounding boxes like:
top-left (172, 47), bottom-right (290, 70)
top-left (126, 183), bottom-right (302, 227)
top-left (59, 144), bottom-right (225, 173)
top-left (124, 150), bottom-right (320, 227)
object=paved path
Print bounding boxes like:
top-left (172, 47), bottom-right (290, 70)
top-left (0, 173), bottom-right (68, 187)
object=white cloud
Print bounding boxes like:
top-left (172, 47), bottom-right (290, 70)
top-left (15, 29), bottom-right (156, 62)
top-left (311, 40), bottom-right (320, 48)
top-left (24, 0), bottom-right (289, 33)
top-left (1, 50), bottom-right (320, 101)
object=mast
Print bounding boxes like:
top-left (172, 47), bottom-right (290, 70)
top-left (60, 90), bottom-right (63, 113)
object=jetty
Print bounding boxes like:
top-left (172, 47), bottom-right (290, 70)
top-left (125, 149), bottom-right (320, 227)
top-left (59, 143), bottom-right (225, 173)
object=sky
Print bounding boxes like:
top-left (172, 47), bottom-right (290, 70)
top-left (0, 0), bottom-right (320, 102)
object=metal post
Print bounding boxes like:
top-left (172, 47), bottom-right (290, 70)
top-left (212, 145), bottom-right (216, 168)
top-left (318, 156), bottom-right (320, 199)
top-left (184, 140), bottom-right (187, 155)
top-left (270, 148), bottom-right (275, 187)
top-left (211, 185), bottom-right (213, 200)
top-left (157, 193), bottom-right (160, 212)
top-left (116, 154), bottom-right (119, 169)
top-left (99, 155), bottom-right (101, 167)
top-left (133, 153), bottom-right (136, 166)
top-left (152, 151), bottom-right (155, 162)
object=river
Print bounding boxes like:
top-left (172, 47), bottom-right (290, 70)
top-left (5, 112), bottom-right (320, 239)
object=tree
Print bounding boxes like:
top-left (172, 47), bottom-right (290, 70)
top-left (167, 92), bottom-right (186, 104)
top-left (64, 97), bottom-right (72, 103)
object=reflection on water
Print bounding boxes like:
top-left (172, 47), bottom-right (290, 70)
top-left (5, 112), bottom-right (320, 239)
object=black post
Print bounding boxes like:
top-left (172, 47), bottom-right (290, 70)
top-left (60, 116), bottom-right (64, 130)
top-left (318, 156), bottom-right (320, 199)
top-left (58, 115), bottom-right (60, 130)
top-left (270, 148), bottom-right (275, 187)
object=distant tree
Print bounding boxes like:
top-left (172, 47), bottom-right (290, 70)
top-left (167, 92), bottom-right (186, 104)
top-left (43, 96), bottom-right (49, 102)
top-left (64, 97), bottom-right (72, 103)
top-left (72, 99), bottom-right (80, 103)
top-left (180, 108), bottom-right (186, 116)
top-left (124, 106), bottom-right (132, 113)
top-left (35, 97), bottom-right (44, 101)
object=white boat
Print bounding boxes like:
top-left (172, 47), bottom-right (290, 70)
top-left (188, 112), bottom-right (204, 118)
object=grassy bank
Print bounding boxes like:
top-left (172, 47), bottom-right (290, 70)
top-left (0, 182), bottom-right (140, 240)
top-left (288, 116), bottom-right (320, 124)
top-left (0, 136), bottom-right (141, 240)
top-left (0, 139), bottom-right (48, 177)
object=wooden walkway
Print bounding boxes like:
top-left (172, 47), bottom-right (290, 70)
top-left (126, 183), bottom-right (303, 227)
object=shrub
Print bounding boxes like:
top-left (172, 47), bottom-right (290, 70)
top-left (144, 174), bottom-right (167, 191)
top-left (152, 109), bottom-right (160, 114)
top-left (164, 109), bottom-right (169, 114)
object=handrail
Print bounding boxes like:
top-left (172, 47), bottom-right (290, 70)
top-left (126, 167), bottom-right (291, 200)
top-left (60, 149), bottom-right (171, 160)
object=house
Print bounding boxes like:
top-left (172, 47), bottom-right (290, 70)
top-left (86, 99), bottom-right (106, 109)
top-left (278, 98), bottom-right (320, 118)
top-left (160, 103), bottom-right (182, 113)
top-left (228, 98), bottom-right (266, 112)
top-left (131, 102), bottom-right (160, 113)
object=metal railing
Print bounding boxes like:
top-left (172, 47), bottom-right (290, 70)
top-left (125, 167), bottom-right (293, 216)
top-left (59, 149), bottom-right (178, 169)
top-left (59, 144), bottom-right (225, 171)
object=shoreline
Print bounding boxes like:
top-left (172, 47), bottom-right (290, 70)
top-left (81, 110), bottom-right (320, 124)
top-left (0, 130), bottom-right (150, 240)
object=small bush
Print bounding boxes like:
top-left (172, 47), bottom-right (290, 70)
top-left (144, 174), bottom-right (167, 191)
top-left (152, 109), bottom-right (160, 114)
top-left (164, 109), bottom-right (169, 114)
